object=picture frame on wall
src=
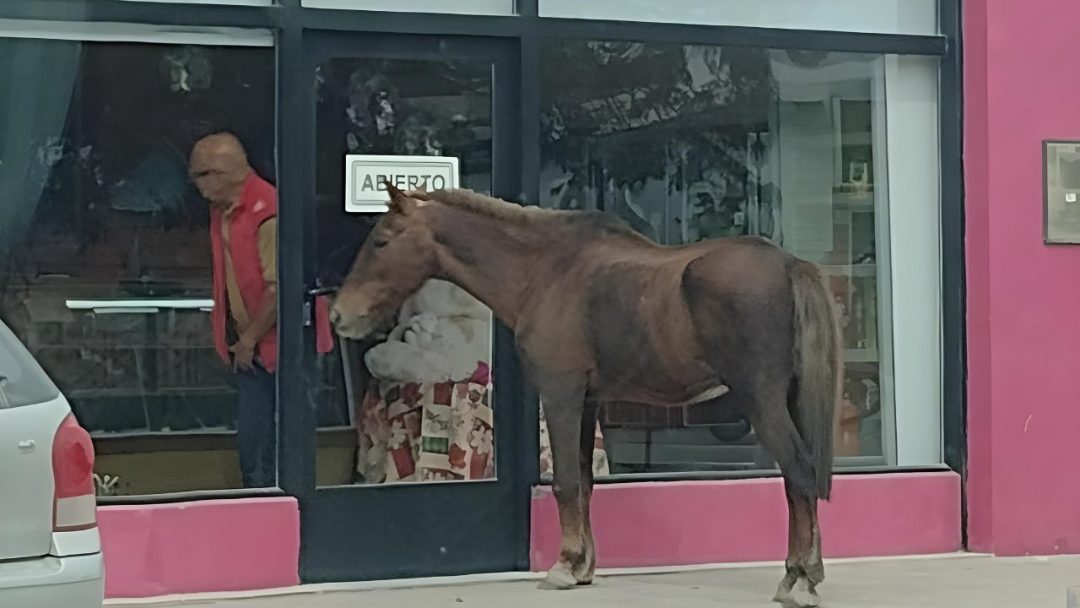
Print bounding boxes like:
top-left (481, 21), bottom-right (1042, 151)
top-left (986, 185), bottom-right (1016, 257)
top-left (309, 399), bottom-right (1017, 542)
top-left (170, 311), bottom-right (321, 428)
top-left (1042, 139), bottom-right (1080, 244)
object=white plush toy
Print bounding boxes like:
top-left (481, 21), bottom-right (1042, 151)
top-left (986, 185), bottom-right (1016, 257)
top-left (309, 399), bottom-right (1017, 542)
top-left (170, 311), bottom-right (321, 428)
top-left (364, 341), bottom-right (452, 384)
top-left (403, 312), bottom-right (438, 349)
top-left (364, 279), bottom-right (492, 385)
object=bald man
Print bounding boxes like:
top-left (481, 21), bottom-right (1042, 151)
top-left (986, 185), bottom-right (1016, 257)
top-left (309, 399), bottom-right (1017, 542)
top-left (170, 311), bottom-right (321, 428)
top-left (190, 132), bottom-right (279, 488)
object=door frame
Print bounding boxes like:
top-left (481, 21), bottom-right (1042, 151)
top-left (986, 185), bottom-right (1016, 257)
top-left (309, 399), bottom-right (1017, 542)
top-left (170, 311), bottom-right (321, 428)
top-left (276, 30), bottom-right (529, 583)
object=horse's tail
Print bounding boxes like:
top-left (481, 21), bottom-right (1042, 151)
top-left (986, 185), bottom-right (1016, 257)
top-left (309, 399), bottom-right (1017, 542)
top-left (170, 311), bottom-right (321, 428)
top-left (790, 259), bottom-right (842, 500)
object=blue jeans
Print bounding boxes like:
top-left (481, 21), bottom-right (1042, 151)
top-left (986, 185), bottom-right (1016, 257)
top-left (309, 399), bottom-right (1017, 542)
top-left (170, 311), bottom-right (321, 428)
top-left (234, 363), bottom-right (277, 488)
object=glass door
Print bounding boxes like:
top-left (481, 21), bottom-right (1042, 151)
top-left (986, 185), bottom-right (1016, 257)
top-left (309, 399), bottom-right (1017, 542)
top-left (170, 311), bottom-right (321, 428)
top-left (291, 33), bottom-right (526, 583)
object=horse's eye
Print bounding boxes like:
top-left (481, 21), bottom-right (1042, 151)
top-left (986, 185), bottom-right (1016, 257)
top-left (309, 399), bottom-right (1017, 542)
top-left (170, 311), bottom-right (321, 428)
top-left (373, 238), bottom-right (389, 249)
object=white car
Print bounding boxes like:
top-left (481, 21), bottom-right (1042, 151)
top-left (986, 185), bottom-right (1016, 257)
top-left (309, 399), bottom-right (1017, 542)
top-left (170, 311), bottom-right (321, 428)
top-left (0, 319), bottom-right (104, 607)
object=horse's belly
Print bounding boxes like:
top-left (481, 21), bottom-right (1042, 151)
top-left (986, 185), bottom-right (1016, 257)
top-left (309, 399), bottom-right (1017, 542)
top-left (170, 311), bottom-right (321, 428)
top-left (588, 328), bottom-right (728, 407)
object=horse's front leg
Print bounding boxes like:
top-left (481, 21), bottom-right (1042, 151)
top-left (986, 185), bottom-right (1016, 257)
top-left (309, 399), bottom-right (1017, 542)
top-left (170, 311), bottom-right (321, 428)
top-left (535, 379), bottom-right (590, 591)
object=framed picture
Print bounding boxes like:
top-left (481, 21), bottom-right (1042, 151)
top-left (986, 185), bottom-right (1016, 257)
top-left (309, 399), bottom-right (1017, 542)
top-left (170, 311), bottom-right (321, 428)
top-left (1043, 139), bottom-right (1080, 244)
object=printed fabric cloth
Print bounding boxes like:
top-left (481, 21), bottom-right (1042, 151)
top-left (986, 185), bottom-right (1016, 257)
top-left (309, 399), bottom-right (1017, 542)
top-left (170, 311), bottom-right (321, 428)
top-left (356, 363), bottom-right (495, 483)
top-left (355, 362), bottom-right (611, 482)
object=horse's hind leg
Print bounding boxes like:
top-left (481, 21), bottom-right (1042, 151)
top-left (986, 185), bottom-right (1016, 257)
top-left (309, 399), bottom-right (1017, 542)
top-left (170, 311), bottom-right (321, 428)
top-left (535, 379), bottom-right (591, 590)
top-left (574, 399), bottom-right (600, 584)
top-left (779, 487), bottom-right (823, 606)
top-left (749, 396), bottom-right (822, 607)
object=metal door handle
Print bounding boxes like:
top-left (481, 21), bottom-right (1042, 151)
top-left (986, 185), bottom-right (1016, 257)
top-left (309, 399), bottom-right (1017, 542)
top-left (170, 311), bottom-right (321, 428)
top-left (305, 283), bottom-right (339, 327)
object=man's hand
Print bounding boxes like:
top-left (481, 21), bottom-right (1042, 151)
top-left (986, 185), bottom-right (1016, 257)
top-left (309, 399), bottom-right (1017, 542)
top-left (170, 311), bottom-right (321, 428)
top-left (230, 336), bottom-right (257, 372)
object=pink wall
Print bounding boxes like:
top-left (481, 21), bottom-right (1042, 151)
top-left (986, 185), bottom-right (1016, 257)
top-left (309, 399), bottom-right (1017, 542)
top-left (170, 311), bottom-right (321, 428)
top-left (964, 0), bottom-right (1080, 556)
top-left (99, 497), bottom-right (300, 598)
top-left (99, 476), bottom-right (956, 599)
top-left (530, 473), bottom-right (961, 570)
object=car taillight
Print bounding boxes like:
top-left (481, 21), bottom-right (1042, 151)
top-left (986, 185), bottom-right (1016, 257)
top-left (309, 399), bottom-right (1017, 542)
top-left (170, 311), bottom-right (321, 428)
top-left (52, 414), bottom-right (97, 532)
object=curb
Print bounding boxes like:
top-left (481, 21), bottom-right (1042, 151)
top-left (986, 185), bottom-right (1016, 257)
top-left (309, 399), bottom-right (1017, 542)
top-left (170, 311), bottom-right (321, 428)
top-left (105, 551), bottom-right (986, 606)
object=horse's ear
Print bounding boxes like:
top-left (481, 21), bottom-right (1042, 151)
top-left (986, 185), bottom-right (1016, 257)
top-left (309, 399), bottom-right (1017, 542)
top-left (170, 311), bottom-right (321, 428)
top-left (384, 181), bottom-right (417, 215)
top-left (410, 182), bottom-right (431, 200)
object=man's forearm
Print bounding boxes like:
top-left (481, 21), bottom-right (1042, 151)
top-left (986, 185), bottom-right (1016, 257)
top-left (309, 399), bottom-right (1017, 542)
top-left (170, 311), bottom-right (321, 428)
top-left (241, 287), bottom-right (278, 346)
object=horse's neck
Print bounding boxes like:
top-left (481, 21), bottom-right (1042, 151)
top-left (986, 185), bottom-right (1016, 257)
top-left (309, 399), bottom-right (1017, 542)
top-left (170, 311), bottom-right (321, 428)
top-left (428, 206), bottom-right (539, 331)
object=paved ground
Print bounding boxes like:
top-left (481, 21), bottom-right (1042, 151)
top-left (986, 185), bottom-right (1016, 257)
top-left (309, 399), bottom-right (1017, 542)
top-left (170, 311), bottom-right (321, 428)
top-left (115, 554), bottom-right (1080, 608)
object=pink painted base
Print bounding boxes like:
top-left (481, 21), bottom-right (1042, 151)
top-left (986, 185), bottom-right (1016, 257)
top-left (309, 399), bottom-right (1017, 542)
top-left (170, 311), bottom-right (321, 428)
top-left (530, 473), bottom-right (961, 570)
top-left (96, 475), bottom-right (957, 598)
top-left (99, 497), bottom-right (300, 598)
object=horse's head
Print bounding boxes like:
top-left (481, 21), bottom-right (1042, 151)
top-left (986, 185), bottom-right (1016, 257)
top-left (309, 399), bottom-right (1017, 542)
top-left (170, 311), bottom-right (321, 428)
top-left (330, 183), bottom-right (437, 340)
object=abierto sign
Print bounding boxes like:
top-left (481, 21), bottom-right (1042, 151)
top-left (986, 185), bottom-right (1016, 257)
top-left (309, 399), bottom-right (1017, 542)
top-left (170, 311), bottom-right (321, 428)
top-left (344, 154), bottom-right (460, 213)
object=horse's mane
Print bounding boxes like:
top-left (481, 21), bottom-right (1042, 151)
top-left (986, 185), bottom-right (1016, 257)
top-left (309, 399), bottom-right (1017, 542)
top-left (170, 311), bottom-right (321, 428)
top-left (427, 188), bottom-right (548, 223)
top-left (428, 188), bottom-right (645, 240)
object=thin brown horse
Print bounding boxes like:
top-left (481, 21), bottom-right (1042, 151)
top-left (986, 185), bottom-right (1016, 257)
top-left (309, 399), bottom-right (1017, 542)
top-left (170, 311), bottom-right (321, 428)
top-left (330, 184), bottom-right (842, 607)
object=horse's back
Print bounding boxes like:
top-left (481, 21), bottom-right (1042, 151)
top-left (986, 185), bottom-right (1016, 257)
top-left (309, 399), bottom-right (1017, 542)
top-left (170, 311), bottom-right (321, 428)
top-left (578, 233), bottom-right (792, 338)
top-left (682, 235), bottom-right (793, 293)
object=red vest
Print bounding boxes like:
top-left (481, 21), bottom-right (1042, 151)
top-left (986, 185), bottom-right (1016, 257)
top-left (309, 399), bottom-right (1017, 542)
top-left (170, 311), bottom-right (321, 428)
top-left (209, 172), bottom-right (334, 372)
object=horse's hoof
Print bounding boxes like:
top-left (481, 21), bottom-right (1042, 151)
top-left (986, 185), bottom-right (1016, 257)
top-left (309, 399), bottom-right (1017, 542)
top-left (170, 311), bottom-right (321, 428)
top-left (773, 577), bottom-right (796, 604)
top-left (538, 567), bottom-right (577, 591)
top-left (789, 579), bottom-right (821, 607)
top-left (790, 591), bottom-right (821, 607)
top-left (773, 587), bottom-right (793, 604)
top-left (572, 561), bottom-right (595, 586)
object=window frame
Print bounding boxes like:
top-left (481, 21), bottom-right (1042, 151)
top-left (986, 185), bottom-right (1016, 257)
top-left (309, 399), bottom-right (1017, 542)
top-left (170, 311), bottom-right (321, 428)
top-left (0, 0), bottom-right (963, 502)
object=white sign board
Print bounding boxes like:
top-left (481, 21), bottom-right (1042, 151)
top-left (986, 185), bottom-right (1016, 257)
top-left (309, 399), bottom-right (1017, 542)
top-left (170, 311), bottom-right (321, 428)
top-left (344, 154), bottom-right (459, 213)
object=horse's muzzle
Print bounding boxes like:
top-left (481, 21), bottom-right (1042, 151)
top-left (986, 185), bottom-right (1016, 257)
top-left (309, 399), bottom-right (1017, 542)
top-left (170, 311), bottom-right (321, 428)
top-left (329, 304), bottom-right (385, 341)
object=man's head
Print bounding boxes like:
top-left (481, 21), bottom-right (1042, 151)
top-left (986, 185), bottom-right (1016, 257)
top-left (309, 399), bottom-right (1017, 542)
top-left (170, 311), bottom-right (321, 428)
top-left (189, 132), bottom-right (251, 211)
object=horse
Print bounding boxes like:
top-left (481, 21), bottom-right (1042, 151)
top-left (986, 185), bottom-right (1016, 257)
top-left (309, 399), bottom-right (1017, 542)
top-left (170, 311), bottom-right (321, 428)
top-left (329, 183), bottom-right (842, 607)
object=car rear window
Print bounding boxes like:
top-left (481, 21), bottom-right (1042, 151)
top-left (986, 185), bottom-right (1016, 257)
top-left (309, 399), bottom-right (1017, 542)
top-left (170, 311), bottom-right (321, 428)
top-left (0, 320), bottom-right (60, 409)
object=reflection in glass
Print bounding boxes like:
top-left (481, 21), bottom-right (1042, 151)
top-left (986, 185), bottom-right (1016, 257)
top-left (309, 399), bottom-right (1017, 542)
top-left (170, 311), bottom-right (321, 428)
top-left (314, 58), bottom-right (497, 486)
top-left (540, 41), bottom-right (891, 472)
top-left (302, 0), bottom-right (513, 14)
top-left (1044, 141), bottom-right (1080, 243)
top-left (0, 38), bottom-right (275, 495)
top-left (537, 0), bottom-right (938, 36)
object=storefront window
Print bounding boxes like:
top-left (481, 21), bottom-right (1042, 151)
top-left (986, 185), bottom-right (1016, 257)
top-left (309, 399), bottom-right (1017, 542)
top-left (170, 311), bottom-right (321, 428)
top-left (539, 40), bottom-right (904, 474)
top-left (0, 35), bottom-right (276, 495)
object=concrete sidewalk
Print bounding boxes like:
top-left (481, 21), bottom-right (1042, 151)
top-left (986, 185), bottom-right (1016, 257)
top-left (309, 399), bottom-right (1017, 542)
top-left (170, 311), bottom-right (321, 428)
top-left (112, 554), bottom-right (1080, 608)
